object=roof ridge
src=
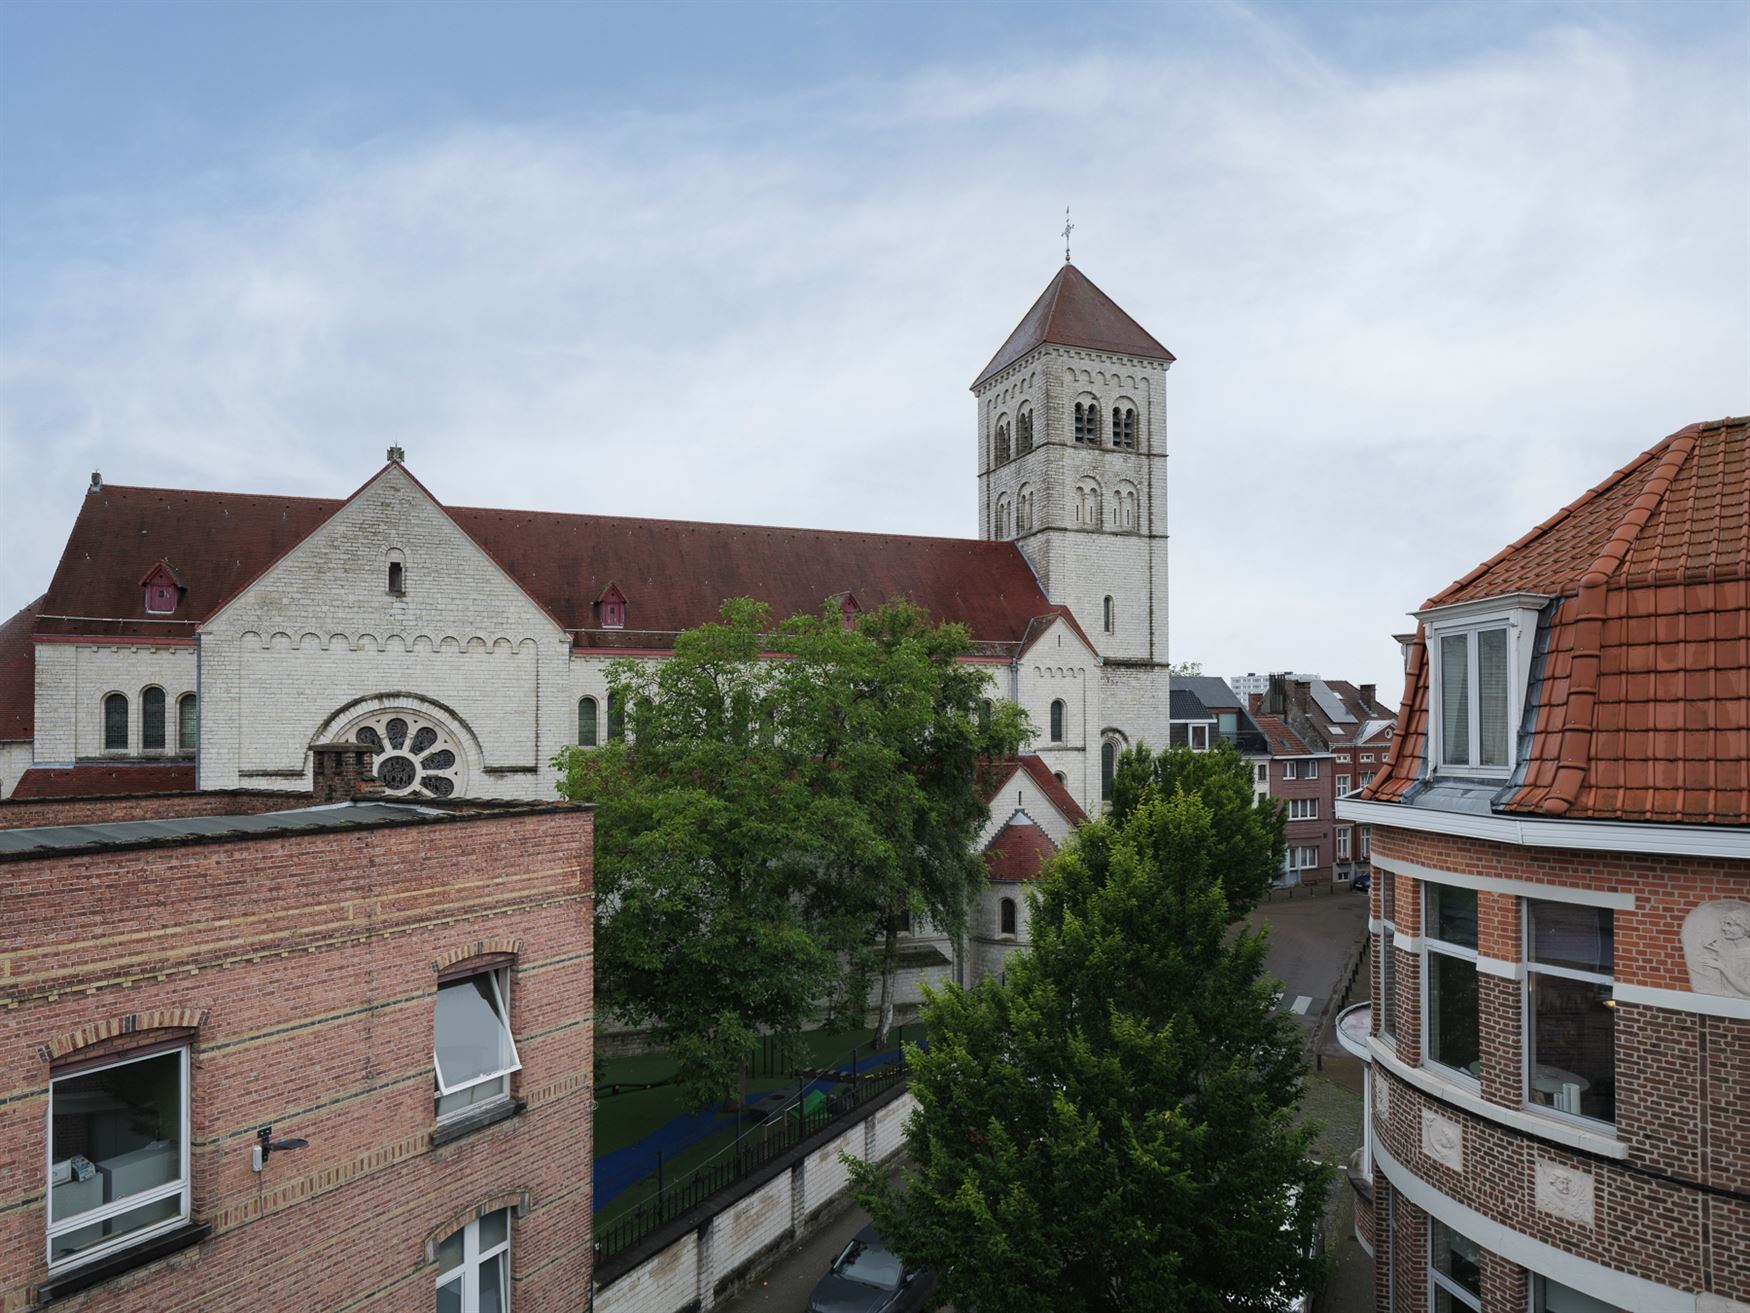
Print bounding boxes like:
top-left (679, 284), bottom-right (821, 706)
top-left (1422, 422), bottom-right (1696, 608)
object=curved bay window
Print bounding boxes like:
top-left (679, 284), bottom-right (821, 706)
top-left (578, 696), bottom-right (599, 748)
top-left (1526, 900), bottom-right (1615, 1124)
top-left (103, 693), bottom-right (128, 752)
top-left (1424, 883), bottom-right (1480, 1080)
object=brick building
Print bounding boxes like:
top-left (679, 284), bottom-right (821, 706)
top-left (1336, 416), bottom-right (1749, 1311)
top-left (0, 746), bottom-right (595, 1311)
top-left (1251, 712), bottom-right (1337, 888)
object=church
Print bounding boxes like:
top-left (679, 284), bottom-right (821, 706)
top-left (0, 262), bottom-right (1177, 983)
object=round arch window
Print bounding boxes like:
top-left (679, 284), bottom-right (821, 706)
top-left (339, 708), bottom-right (468, 798)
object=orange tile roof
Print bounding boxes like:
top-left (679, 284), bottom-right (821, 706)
top-left (982, 755), bottom-right (1090, 827)
top-left (983, 814), bottom-right (1058, 882)
top-left (1252, 714), bottom-right (1315, 757)
top-left (1365, 417), bottom-right (1748, 824)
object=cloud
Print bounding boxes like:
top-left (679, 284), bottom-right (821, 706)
top-left (0, 10), bottom-right (1744, 694)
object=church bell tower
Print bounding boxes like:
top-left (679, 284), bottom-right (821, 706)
top-left (972, 263), bottom-right (1174, 666)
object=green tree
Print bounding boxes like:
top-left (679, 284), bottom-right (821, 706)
top-left (1166, 659), bottom-right (1204, 676)
top-left (554, 597), bottom-right (1024, 1106)
top-left (852, 783), bottom-right (1330, 1313)
top-left (1110, 739), bottom-right (1285, 914)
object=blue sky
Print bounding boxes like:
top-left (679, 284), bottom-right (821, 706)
top-left (2, 0), bottom-right (1746, 691)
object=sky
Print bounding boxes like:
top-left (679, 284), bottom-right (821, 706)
top-left (1, 0), bottom-right (1746, 696)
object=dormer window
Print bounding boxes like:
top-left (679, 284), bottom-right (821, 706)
top-left (598, 583), bottom-right (628, 630)
top-left (140, 561), bottom-right (183, 616)
top-left (1420, 594), bottom-right (1547, 778)
top-left (837, 592), bottom-right (862, 631)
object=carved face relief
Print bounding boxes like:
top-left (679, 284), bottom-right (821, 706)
top-left (1682, 901), bottom-right (1750, 999)
top-left (1421, 1109), bottom-right (1463, 1172)
top-left (1534, 1158), bottom-right (1595, 1226)
top-left (1374, 1071), bottom-right (1391, 1121)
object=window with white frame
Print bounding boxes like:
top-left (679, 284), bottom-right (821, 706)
top-left (434, 969), bottom-right (521, 1119)
top-left (1532, 1275), bottom-right (1618, 1313)
top-left (48, 1047), bottom-right (189, 1267)
top-left (1336, 773), bottom-right (1351, 794)
top-left (1337, 752), bottom-right (1351, 764)
top-left (1379, 871), bottom-right (1396, 1038)
top-left (1358, 828), bottom-right (1370, 859)
top-left (1283, 760), bottom-right (1299, 780)
top-left (1360, 771), bottom-right (1375, 789)
top-left (1189, 723), bottom-right (1209, 750)
top-left (1435, 625), bottom-right (1512, 772)
top-left (435, 1209), bottom-right (510, 1313)
top-left (1335, 827), bottom-right (1350, 860)
top-left (1254, 762), bottom-right (1268, 785)
top-left (1303, 759), bottom-right (1319, 779)
top-left (1424, 884), bottom-right (1480, 1079)
top-left (1428, 1219), bottom-right (1482, 1311)
top-left (1285, 845), bottom-right (1318, 871)
top-left (1360, 752), bottom-right (1374, 763)
top-left (1287, 797), bottom-right (1318, 821)
top-left (1526, 900), bottom-right (1615, 1124)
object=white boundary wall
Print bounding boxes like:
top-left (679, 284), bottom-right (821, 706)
top-left (594, 1091), bottom-right (917, 1313)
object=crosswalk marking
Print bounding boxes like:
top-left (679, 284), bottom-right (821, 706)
top-left (1290, 995), bottom-right (1313, 1015)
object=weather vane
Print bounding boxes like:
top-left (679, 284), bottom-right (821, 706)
top-left (1062, 207), bottom-right (1075, 264)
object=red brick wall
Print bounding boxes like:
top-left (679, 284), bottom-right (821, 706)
top-left (0, 789), bottom-right (311, 831)
top-left (0, 806), bottom-right (594, 1312)
top-left (1272, 759), bottom-right (1335, 885)
top-left (1366, 820), bottom-right (1750, 1303)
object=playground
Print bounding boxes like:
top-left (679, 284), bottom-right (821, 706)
top-left (593, 1024), bottom-right (916, 1230)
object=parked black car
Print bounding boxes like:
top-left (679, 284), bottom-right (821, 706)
top-left (806, 1224), bottom-right (936, 1313)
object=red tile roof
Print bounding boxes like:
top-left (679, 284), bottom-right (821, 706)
top-left (984, 754), bottom-right (1090, 826)
top-left (29, 484), bottom-right (1063, 649)
top-left (1366, 417), bottom-right (1749, 825)
top-left (0, 596), bottom-right (41, 742)
top-left (1252, 714), bottom-right (1316, 757)
top-left (10, 762), bottom-right (197, 799)
top-left (972, 264), bottom-right (1175, 389)
top-left (983, 814), bottom-right (1058, 882)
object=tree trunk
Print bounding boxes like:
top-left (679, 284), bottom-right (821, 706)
top-left (873, 914), bottom-right (899, 1048)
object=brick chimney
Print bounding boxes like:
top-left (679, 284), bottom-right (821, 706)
top-left (1360, 683), bottom-right (1377, 711)
top-left (1289, 679), bottom-right (1312, 722)
top-left (1264, 673), bottom-right (1288, 716)
top-left (311, 741), bottom-right (381, 805)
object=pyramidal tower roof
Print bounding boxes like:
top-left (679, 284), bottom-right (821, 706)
top-left (972, 263), bottom-right (1175, 389)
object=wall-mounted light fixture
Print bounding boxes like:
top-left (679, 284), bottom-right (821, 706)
top-left (252, 1125), bottom-right (310, 1172)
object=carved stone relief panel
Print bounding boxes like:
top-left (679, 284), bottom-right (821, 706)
top-left (1682, 901), bottom-right (1750, 998)
top-left (1534, 1158), bottom-right (1595, 1226)
top-left (1421, 1109), bottom-right (1463, 1172)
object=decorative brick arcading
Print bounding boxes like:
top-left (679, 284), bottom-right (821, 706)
top-left (38, 1008), bottom-right (206, 1062)
top-left (432, 938), bottom-right (524, 974)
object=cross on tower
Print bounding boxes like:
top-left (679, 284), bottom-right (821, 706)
top-left (1062, 207), bottom-right (1075, 264)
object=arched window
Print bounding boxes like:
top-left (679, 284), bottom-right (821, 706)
top-left (1103, 596), bottom-right (1114, 634)
top-left (103, 693), bottom-right (128, 752)
top-left (434, 1209), bottom-right (510, 1312)
top-left (979, 699), bottom-right (993, 733)
top-left (1101, 739), bottom-right (1117, 801)
top-left (1000, 897), bottom-right (1017, 936)
top-left (1016, 485), bottom-right (1033, 533)
top-left (141, 687), bottom-right (166, 752)
top-left (1054, 770), bottom-right (1068, 785)
top-left (1074, 401), bottom-right (1098, 444)
top-left (387, 549), bottom-right (406, 596)
top-left (994, 421), bottom-right (1011, 466)
top-left (578, 696), bottom-right (599, 747)
top-left (607, 691), bottom-right (626, 741)
top-left (1049, 699), bottom-right (1066, 743)
top-left (178, 693), bottom-right (198, 754)
top-left (1016, 408), bottom-right (1034, 455)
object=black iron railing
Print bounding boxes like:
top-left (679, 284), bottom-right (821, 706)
top-left (593, 1061), bottom-right (908, 1263)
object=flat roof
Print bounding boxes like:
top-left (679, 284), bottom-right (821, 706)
top-left (0, 798), bottom-right (583, 860)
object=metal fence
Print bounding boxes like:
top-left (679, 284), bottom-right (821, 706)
top-left (594, 1061), bottom-right (908, 1263)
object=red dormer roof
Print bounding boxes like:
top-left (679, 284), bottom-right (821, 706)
top-left (1366, 416), bottom-right (1748, 825)
top-left (984, 813), bottom-right (1058, 882)
top-left (972, 264), bottom-right (1175, 389)
top-left (983, 754), bottom-right (1090, 827)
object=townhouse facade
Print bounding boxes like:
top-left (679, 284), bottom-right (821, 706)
top-left (0, 746), bottom-right (596, 1311)
top-left (1336, 416), bottom-right (1749, 1312)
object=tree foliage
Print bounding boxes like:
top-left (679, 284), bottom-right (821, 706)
top-left (1110, 739), bottom-right (1285, 914)
top-left (852, 782), bottom-right (1331, 1313)
top-left (553, 597), bottom-right (1025, 1106)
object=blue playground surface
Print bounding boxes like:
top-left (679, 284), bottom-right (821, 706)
top-left (594, 1040), bottom-right (913, 1210)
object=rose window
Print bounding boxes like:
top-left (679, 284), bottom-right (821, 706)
top-left (340, 710), bottom-right (466, 799)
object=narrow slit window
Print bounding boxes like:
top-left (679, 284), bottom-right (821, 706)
top-left (1049, 699), bottom-right (1065, 742)
top-left (141, 687), bottom-right (166, 752)
top-left (578, 697), bottom-right (599, 747)
top-left (388, 561), bottom-right (405, 595)
top-left (1000, 898), bottom-right (1017, 936)
top-left (177, 694), bottom-right (198, 754)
